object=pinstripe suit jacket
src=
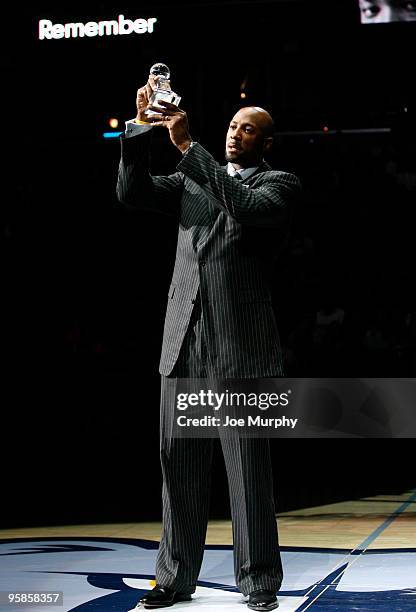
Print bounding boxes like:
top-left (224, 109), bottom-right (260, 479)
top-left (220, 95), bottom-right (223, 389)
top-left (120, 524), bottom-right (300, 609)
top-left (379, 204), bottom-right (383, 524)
top-left (117, 130), bottom-right (301, 377)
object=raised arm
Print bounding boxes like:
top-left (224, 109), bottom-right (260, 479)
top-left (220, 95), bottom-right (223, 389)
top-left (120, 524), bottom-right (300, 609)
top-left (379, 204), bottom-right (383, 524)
top-left (116, 75), bottom-right (183, 217)
top-left (116, 131), bottom-right (183, 217)
top-left (177, 142), bottom-right (301, 228)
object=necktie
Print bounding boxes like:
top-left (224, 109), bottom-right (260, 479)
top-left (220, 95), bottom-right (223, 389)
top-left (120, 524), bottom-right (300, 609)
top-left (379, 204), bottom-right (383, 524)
top-left (234, 172), bottom-right (242, 181)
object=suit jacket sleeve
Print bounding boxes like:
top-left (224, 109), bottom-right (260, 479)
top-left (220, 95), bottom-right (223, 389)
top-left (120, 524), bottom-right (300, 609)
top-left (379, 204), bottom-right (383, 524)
top-left (116, 131), bottom-right (183, 217)
top-left (177, 142), bottom-right (301, 228)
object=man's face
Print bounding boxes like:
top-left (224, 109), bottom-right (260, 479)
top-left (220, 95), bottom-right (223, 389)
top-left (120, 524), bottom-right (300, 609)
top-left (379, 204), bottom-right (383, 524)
top-left (225, 108), bottom-right (271, 168)
top-left (359, 0), bottom-right (416, 23)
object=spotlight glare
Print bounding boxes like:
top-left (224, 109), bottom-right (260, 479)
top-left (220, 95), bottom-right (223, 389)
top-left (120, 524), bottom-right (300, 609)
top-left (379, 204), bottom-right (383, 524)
top-left (109, 117), bottom-right (119, 128)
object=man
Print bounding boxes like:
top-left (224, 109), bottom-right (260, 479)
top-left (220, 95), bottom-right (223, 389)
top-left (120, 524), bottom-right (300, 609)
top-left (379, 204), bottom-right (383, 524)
top-left (359, 0), bottom-right (416, 23)
top-left (117, 75), bottom-right (301, 610)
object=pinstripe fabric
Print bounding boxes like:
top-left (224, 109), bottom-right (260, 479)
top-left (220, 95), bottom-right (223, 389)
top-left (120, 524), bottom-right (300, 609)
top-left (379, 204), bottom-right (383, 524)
top-left (117, 131), bottom-right (301, 378)
top-left (116, 131), bottom-right (299, 596)
top-left (156, 297), bottom-right (282, 596)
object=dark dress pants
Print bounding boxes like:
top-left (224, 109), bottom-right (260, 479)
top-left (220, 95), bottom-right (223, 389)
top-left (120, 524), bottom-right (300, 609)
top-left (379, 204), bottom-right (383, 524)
top-left (155, 296), bottom-right (283, 596)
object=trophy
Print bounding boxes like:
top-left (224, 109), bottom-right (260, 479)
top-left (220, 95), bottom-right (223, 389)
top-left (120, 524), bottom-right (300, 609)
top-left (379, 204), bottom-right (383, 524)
top-left (146, 63), bottom-right (181, 116)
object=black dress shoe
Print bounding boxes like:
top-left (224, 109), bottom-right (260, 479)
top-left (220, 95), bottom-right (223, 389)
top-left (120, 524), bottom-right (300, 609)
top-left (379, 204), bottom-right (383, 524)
top-left (247, 590), bottom-right (279, 611)
top-left (137, 585), bottom-right (192, 609)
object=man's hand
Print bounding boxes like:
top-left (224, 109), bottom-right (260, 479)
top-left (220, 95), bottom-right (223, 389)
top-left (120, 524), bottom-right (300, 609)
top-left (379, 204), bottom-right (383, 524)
top-left (146, 100), bottom-right (193, 154)
top-left (135, 76), bottom-right (158, 123)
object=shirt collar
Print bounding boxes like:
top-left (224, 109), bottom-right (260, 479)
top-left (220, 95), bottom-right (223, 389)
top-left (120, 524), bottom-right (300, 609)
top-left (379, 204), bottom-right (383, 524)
top-left (227, 162), bottom-right (260, 181)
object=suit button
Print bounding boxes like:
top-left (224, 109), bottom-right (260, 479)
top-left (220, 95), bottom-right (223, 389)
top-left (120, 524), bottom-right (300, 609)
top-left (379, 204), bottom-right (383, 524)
top-left (200, 259), bottom-right (206, 267)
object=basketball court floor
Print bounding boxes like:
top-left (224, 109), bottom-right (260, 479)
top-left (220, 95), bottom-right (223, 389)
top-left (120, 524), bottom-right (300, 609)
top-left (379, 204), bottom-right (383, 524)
top-left (1, 490), bottom-right (415, 611)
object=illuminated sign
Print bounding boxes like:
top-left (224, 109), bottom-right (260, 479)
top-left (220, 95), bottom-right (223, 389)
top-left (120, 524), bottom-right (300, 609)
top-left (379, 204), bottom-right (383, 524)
top-left (38, 14), bottom-right (157, 39)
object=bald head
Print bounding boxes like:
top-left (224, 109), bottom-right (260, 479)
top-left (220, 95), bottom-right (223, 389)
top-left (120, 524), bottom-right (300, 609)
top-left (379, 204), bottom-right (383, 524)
top-left (225, 106), bottom-right (275, 168)
top-left (239, 106), bottom-right (275, 138)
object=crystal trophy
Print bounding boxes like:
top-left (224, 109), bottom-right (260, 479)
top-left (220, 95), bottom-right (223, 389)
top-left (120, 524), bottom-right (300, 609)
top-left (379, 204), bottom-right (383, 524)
top-left (146, 63), bottom-right (181, 116)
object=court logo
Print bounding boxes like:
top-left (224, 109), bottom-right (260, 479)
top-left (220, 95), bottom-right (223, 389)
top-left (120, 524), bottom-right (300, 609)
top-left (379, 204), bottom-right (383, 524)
top-left (1, 538), bottom-right (415, 610)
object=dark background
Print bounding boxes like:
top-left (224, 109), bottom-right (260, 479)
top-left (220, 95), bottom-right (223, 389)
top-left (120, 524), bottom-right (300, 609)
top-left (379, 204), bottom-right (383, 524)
top-left (2, 1), bottom-right (415, 528)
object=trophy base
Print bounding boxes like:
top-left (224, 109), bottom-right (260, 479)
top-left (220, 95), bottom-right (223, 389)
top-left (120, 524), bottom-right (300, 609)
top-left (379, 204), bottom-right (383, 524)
top-left (146, 90), bottom-right (181, 116)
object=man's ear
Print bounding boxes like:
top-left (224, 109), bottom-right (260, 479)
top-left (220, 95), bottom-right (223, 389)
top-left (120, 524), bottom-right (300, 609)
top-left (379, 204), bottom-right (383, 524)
top-left (263, 137), bottom-right (273, 154)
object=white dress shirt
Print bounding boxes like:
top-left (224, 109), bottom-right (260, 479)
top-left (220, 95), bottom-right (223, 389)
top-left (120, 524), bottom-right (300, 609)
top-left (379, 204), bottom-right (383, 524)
top-left (226, 163), bottom-right (259, 180)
